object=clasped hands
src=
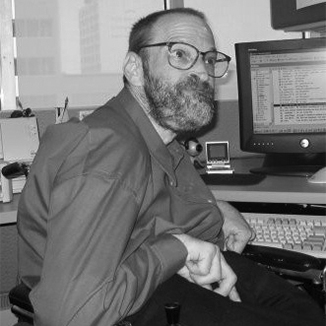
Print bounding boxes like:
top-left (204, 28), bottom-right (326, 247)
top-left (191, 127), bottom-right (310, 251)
top-left (173, 234), bottom-right (241, 302)
top-left (173, 201), bottom-right (254, 302)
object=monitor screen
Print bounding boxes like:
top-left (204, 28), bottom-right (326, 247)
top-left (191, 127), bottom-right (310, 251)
top-left (206, 141), bottom-right (230, 164)
top-left (235, 37), bottom-right (326, 175)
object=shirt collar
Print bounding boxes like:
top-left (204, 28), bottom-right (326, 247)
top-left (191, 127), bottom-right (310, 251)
top-left (113, 87), bottom-right (184, 185)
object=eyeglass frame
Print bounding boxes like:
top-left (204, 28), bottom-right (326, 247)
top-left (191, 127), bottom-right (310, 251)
top-left (139, 41), bottom-right (231, 78)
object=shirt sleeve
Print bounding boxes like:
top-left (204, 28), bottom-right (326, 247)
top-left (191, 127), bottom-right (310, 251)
top-left (30, 173), bottom-right (187, 326)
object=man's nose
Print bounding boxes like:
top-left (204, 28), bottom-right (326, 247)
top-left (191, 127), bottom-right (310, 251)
top-left (191, 56), bottom-right (210, 82)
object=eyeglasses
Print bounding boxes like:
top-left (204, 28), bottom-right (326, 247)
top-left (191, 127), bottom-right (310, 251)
top-left (140, 41), bottom-right (231, 78)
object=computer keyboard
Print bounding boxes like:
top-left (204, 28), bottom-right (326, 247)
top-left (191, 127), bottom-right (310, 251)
top-left (243, 212), bottom-right (326, 259)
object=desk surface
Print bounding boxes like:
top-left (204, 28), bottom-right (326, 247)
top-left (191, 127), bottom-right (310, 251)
top-left (208, 156), bottom-right (326, 205)
top-left (1, 157), bottom-right (325, 225)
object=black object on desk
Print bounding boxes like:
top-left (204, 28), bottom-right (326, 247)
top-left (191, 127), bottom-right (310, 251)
top-left (2, 162), bottom-right (29, 178)
top-left (201, 173), bottom-right (266, 186)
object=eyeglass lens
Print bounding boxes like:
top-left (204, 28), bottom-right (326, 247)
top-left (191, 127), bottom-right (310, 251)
top-left (168, 43), bottom-right (229, 78)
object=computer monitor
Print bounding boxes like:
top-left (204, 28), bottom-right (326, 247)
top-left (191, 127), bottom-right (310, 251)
top-left (235, 37), bottom-right (326, 176)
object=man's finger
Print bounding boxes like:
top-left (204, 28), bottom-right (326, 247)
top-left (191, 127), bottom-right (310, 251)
top-left (213, 254), bottom-right (238, 299)
top-left (228, 286), bottom-right (241, 302)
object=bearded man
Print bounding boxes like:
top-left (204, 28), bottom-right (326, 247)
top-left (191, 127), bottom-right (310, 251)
top-left (17, 8), bottom-right (324, 326)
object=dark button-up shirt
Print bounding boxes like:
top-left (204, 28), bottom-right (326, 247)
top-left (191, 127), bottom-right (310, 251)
top-left (17, 87), bottom-right (224, 326)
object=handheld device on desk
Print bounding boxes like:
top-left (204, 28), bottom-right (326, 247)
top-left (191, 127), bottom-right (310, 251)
top-left (205, 141), bottom-right (234, 174)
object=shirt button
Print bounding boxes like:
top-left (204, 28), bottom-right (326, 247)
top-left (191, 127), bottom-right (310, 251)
top-left (170, 181), bottom-right (174, 186)
top-left (207, 199), bottom-right (214, 204)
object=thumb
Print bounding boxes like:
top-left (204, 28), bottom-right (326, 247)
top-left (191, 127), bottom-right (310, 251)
top-left (225, 234), bottom-right (246, 253)
top-left (225, 234), bottom-right (236, 251)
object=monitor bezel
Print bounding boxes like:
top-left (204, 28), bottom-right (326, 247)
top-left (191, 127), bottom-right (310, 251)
top-left (270, 0), bottom-right (326, 32)
top-left (235, 37), bottom-right (326, 155)
top-left (205, 141), bottom-right (230, 164)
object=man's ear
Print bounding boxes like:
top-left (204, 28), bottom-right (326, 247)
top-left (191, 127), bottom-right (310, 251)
top-left (123, 52), bottom-right (144, 86)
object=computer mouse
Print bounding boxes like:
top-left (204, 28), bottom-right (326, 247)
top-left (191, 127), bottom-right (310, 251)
top-left (308, 167), bottom-right (326, 184)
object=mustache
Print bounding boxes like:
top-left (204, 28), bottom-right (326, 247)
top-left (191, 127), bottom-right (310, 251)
top-left (176, 74), bottom-right (214, 96)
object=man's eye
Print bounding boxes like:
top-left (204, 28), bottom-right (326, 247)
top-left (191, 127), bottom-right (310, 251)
top-left (206, 57), bottom-right (216, 66)
top-left (173, 49), bottom-right (187, 59)
top-left (205, 53), bottom-right (217, 65)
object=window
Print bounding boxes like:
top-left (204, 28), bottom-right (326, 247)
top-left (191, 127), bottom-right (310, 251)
top-left (1, 0), bottom-right (168, 110)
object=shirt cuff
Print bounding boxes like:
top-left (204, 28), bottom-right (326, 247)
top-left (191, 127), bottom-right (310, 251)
top-left (149, 233), bottom-right (188, 283)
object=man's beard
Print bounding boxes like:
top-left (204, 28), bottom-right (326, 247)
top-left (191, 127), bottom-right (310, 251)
top-left (143, 66), bottom-right (215, 134)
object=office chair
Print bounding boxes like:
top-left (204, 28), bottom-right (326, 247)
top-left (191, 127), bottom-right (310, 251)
top-left (3, 162), bottom-right (325, 325)
top-left (9, 283), bottom-right (33, 325)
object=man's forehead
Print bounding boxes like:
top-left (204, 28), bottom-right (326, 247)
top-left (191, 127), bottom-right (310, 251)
top-left (151, 13), bottom-right (215, 48)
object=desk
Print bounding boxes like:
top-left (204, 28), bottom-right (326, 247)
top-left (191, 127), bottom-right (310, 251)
top-left (1, 157), bottom-right (325, 224)
top-left (0, 195), bottom-right (19, 225)
top-left (208, 156), bottom-right (326, 205)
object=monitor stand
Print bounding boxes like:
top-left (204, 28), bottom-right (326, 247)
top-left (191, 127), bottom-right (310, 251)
top-left (250, 153), bottom-right (326, 177)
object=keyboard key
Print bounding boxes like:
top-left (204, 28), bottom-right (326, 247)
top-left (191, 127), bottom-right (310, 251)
top-left (312, 244), bottom-right (323, 251)
top-left (293, 244), bottom-right (302, 250)
top-left (303, 244), bottom-right (313, 251)
top-left (303, 236), bottom-right (325, 248)
top-left (284, 243), bottom-right (293, 250)
top-left (313, 226), bottom-right (326, 236)
top-left (314, 221), bottom-right (321, 227)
